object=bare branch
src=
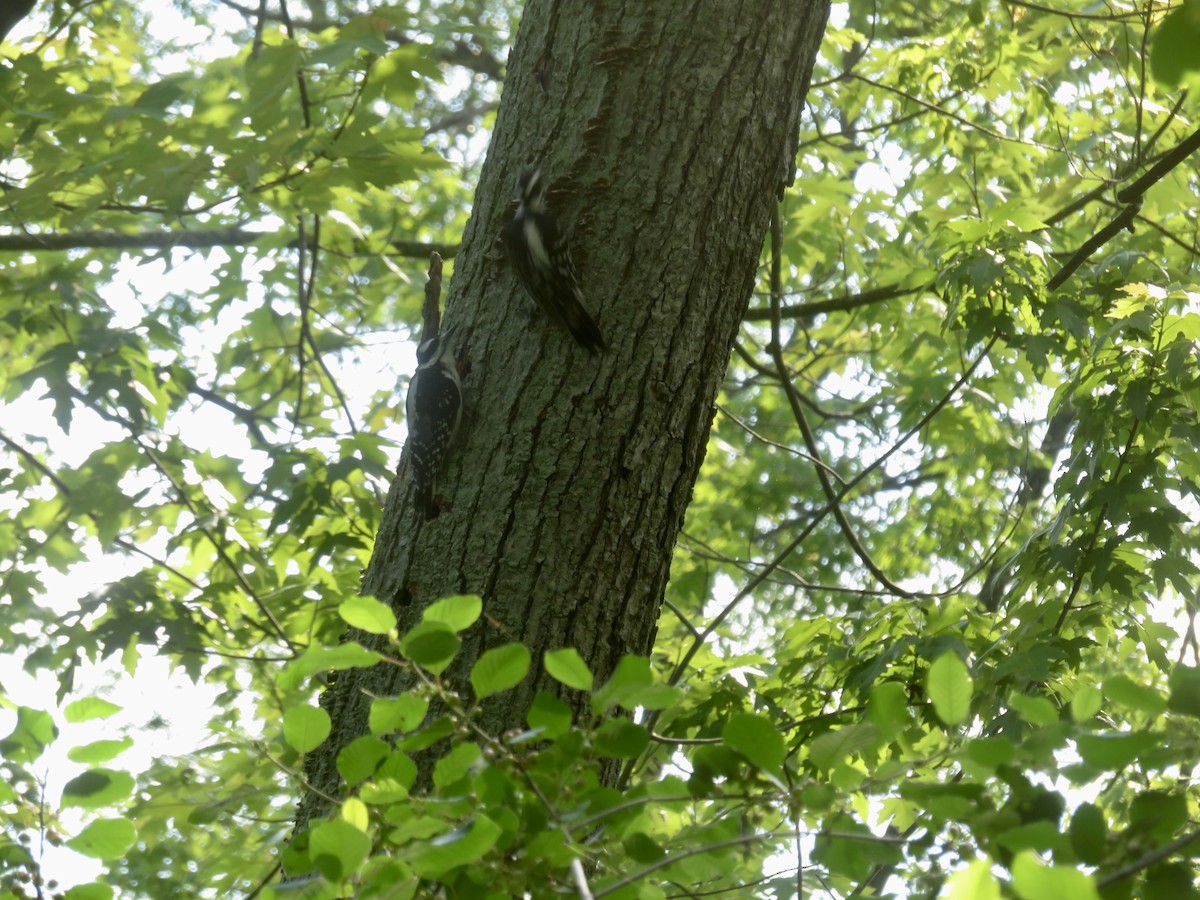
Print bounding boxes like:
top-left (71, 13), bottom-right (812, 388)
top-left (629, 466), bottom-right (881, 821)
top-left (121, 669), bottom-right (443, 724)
top-left (0, 227), bottom-right (459, 259)
top-left (743, 281), bottom-right (926, 322)
top-left (1046, 200), bottom-right (1141, 291)
top-left (421, 251), bottom-right (445, 340)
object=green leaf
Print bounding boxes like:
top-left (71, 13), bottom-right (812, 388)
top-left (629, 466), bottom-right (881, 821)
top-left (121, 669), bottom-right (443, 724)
top-left (63, 884), bottom-right (114, 900)
top-left (927, 652), bottom-right (972, 726)
top-left (409, 816), bottom-right (502, 879)
top-left (63, 697), bottom-right (122, 723)
top-left (808, 723), bottom-right (879, 771)
top-left (866, 681), bottom-right (911, 738)
top-left (622, 831), bottom-right (666, 864)
top-left (594, 719), bottom-right (649, 758)
top-left (900, 781), bottom-right (987, 820)
top-left (1069, 803), bottom-right (1107, 866)
top-left (66, 819), bottom-right (137, 860)
top-left (724, 713), bottom-right (785, 776)
top-left (1008, 692), bottom-right (1059, 726)
top-left (338, 596), bottom-right (397, 634)
top-left (283, 705), bottom-right (331, 753)
top-left (544, 648), bottom-right (593, 691)
top-left (277, 644), bottom-right (382, 691)
top-left (311, 818), bottom-right (371, 882)
top-left (945, 859), bottom-right (1002, 900)
top-left (0, 706), bottom-right (58, 764)
top-left (1144, 861), bottom-right (1194, 900)
top-left (422, 594), bottom-right (482, 632)
top-left (591, 656), bottom-right (679, 711)
top-left (1011, 850), bottom-right (1101, 900)
top-left (527, 691), bottom-right (573, 739)
top-left (61, 769), bottom-right (135, 809)
top-left (245, 40), bottom-right (302, 114)
top-left (397, 715), bottom-right (455, 752)
top-left (133, 77), bottom-right (189, 113)
top-left (337, 735), bottom-right (389, 784)
top-left (1105, 675), bottom-right (1168, 716)
top-left (432, 742), bottom-right (481, 788)
top-left (1128, 791), bottom-right (1187, 840)
top-left (1076, 732), bottom-right (1157, 770)
top-left (592, 655), bottom-right (652, 711)
top-left (966, 736), bottom-right (1017, 769)
top-left (399, 621), bottom-right (461, 673)
top-left (1166, 666), bottom-right (1200, 718)
top-left (470, 643), bottom-right (530, 699)
top-left (1070, 685), bottom-right (1103, 722)
top-left (369, 695), bottom-right (429, 735)
top-left (341, 797), bottom-right (370, 832)
top-left (812, 816), bottom-right (903, 880)
top-left (66, 738), bottom-right (134, 764)
top-left (377, 751), bottom-right (418, 791)
top-left (1150, 0), bottom-right (1200, 85)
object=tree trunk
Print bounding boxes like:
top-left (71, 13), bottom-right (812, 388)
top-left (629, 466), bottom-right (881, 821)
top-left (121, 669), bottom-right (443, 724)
top-left (296, 0), bottom-right (829, 833)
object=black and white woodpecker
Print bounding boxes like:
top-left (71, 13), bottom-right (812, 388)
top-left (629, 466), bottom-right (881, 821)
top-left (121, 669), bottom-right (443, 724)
top-left (502, 167), bottom-right (608, 354)
top-left (404, 324), bottom-right (463, 520)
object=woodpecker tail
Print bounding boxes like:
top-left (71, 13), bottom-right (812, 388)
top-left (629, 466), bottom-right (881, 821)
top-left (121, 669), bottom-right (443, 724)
top-left (562, 290), bottom-right (607, 354)
top-left (414, 482), bottom-right (438, 520)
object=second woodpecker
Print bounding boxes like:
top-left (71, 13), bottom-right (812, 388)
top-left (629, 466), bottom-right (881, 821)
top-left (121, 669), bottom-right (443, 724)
top-left (405, 325), bottom-right (463, 520)
top-left (503, 167), bottom-right (608, 354)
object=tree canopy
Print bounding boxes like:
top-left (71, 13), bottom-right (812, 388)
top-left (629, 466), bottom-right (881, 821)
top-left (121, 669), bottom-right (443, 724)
top-left (2, 1), bottom-right (1200, 898)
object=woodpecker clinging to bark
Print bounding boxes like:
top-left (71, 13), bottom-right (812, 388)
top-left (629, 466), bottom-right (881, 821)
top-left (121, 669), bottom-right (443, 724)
top-left (502, 167), bottom-right (608, 354)
top-left (404, 324), bottom-right (463, 520)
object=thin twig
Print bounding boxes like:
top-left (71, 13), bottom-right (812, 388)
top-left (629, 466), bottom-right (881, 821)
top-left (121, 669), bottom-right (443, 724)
top-left (620, 333), bottom-right (997, 791)
top-left (250, 0), bottom-right (267, 58)
top-left (277, 0), bottom-right (313, 129)
top-left (593, 833), bottom-right (781, 898)
top-left (1116, 122), bottom-right (1200, 204)
top-left (1097, 828), bottom-right (1200, 888)
top-left (765, 206), bottom-right (913, 597)
top-left (849, 73), bottom-right (1058, 152)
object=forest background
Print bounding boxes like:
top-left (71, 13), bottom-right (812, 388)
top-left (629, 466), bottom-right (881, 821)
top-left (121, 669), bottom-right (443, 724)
top-left (3, 0), bottom-right (1200, 898)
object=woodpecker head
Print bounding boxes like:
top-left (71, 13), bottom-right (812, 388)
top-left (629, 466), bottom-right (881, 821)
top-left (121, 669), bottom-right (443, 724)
top-left (515, 167), bottom-right (546, 212)
top-left (415, 323), bottom-right (458, 369)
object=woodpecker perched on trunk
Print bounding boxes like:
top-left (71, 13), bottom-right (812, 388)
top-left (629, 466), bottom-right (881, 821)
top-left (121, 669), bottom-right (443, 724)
top-left (404, 325), bottom-right (463, 520)
top-left (502, 167), bottom-right (608, 354)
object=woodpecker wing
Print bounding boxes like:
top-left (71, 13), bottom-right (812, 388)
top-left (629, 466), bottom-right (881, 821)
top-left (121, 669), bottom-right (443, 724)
top-left (405, 355), bottom-right (463, 520)
top-left (503, 204), bottom-right (607, 354)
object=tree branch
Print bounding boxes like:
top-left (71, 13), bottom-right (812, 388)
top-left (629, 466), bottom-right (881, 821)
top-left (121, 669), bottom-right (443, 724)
top-left (743, 281), bottom-right (926, 322)
top-left (0, 227), bottom-right (459, 259)
top-left (1116, 122), bottom-right (1200, 204)
top-left (1045, 200), bottom-right (1141, 291)
top-left (1097, 828), bottom-right (1200, 888)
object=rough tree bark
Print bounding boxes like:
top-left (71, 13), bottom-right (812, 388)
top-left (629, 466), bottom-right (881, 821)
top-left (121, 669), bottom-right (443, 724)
top-left (296, 0), bottom-right (830, 832)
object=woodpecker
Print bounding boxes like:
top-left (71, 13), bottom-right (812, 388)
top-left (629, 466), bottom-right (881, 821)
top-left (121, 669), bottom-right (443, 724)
top-left (404, 325), bottom-right (463, 520)
top-left (502, 167), bottom-right (608, 354)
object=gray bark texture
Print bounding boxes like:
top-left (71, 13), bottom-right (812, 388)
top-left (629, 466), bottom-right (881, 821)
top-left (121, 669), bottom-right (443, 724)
top-left (296, 0), bottom-right (830, 833)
